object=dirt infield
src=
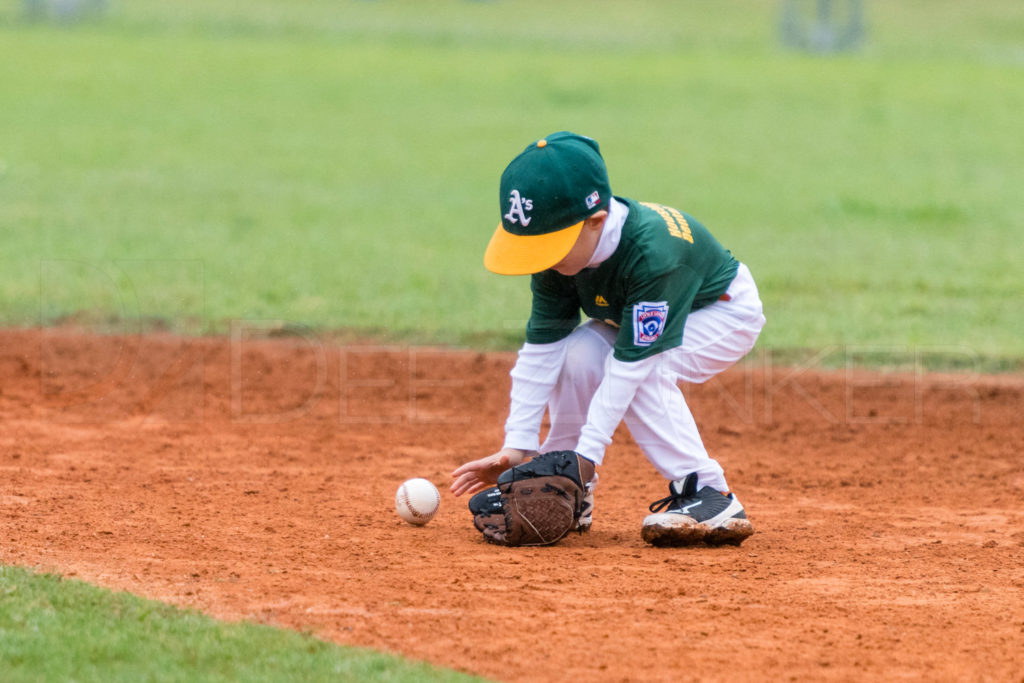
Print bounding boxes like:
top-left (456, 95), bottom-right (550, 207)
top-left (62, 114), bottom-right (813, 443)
top-left (1, 328), bottom-right (1022, 682)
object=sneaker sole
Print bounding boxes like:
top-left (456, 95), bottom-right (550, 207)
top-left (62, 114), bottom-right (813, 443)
top-left (641, 515), bottom-right (754, 547)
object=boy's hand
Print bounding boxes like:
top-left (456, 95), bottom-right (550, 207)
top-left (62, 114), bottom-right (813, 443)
top-left (450, 447), bottom-right (534, 497)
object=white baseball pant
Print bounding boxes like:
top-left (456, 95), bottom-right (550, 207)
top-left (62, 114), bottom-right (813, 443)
top-left (539, 263), bottom-right (766, 491)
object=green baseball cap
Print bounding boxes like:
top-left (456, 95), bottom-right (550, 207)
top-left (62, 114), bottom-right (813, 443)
top-left (484, 131), bottom-right (612, 275)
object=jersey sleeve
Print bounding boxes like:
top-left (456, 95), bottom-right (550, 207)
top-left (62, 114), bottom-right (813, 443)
top-left (503, 339), bottom-right (570, 452)
top-left (613, 264), bottom-right (701, 362)
top-left (525, 270), bottom-right (581, 345)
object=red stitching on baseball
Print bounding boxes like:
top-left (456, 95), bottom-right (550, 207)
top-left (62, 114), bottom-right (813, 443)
top-left (401, 485), bottom-right (424, 518)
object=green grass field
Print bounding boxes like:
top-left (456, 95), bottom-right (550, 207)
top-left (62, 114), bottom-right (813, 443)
top-left (0, 566), bottom-right (483, 682)
top-left (1, 0), bottom-right (1022, 362)
top-left (0, 1), bottom-right (1022, 679)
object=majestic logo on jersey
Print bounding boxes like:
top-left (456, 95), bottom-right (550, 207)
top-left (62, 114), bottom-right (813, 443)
top-left (594, 295), bottom-right (609, 307)
top-left (585, 190), bottom-right (601, 210)
top-left (633, 301), bottom-right (669, 346)
top-left (504, 189), bottom-right (533, 227)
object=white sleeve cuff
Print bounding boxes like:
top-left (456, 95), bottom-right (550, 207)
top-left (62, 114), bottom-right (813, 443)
top-left (502, 430), bottom-right (540, 453)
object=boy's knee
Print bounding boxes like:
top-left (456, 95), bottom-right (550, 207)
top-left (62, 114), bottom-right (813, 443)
top-left (560, 323), bottom-right (614, 384)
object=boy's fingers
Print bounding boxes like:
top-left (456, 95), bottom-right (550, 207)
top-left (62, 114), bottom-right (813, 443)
top-left (450, 474), bottom-right (483, 497)
top-left (450, 452), bottom-right (516, 495)
top-left (451, 452), bottom-right (510, 478)
top-left (451, 459), bottom-right (485, 477)
top-left (452, 482), bottom-right (480, 497)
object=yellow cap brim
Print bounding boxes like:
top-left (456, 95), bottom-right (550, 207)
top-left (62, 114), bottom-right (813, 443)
top-left (483, 221), bottom-right (584, 275)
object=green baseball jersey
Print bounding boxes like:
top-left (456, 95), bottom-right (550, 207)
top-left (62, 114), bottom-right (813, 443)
top-left (526, 197), bottom-right (738, 362)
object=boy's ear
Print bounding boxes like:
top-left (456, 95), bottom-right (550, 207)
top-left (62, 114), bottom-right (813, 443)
top-left (584, 210), bottom-right (609, 230)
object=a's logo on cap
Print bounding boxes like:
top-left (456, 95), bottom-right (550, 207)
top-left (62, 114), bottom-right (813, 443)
top-left (504, 189), bottom-right (533, 227)
top-left (585, 191), bottom-right (600, 210)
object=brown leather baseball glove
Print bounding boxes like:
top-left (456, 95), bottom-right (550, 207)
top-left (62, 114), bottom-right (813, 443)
top-left (468, 451), bottom-right (596, 546)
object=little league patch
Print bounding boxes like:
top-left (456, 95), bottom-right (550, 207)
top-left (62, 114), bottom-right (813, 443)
top-left (632, 301), bottom-right (669, 346)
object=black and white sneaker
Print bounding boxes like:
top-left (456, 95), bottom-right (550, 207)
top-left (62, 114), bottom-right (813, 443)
top-left (641, 473), bottom-right (753, 547)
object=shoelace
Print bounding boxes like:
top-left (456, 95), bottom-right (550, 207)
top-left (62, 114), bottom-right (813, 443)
top-left (648, 492), bottom-right (692, 513)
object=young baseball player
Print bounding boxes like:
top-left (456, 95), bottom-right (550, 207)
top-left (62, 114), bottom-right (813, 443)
top-left (450, 131), bottom-right (766, 546)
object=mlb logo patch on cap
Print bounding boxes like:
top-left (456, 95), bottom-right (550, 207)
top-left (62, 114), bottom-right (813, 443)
top-left (585, 191), bottom-right (601, 209)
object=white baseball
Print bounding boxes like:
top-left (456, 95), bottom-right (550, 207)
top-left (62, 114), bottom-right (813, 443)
top-left (395, 478), bottom-right (441, 526)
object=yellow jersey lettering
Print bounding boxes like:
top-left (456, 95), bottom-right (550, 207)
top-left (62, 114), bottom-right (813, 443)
top-left (641, 202), bottom-right (694, 243)
top-left (664, 206), bottom-right (693, 243)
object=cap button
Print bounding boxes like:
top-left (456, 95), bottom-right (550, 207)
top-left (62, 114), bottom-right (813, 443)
top-left (537, 139), bottom-right (547, 148)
